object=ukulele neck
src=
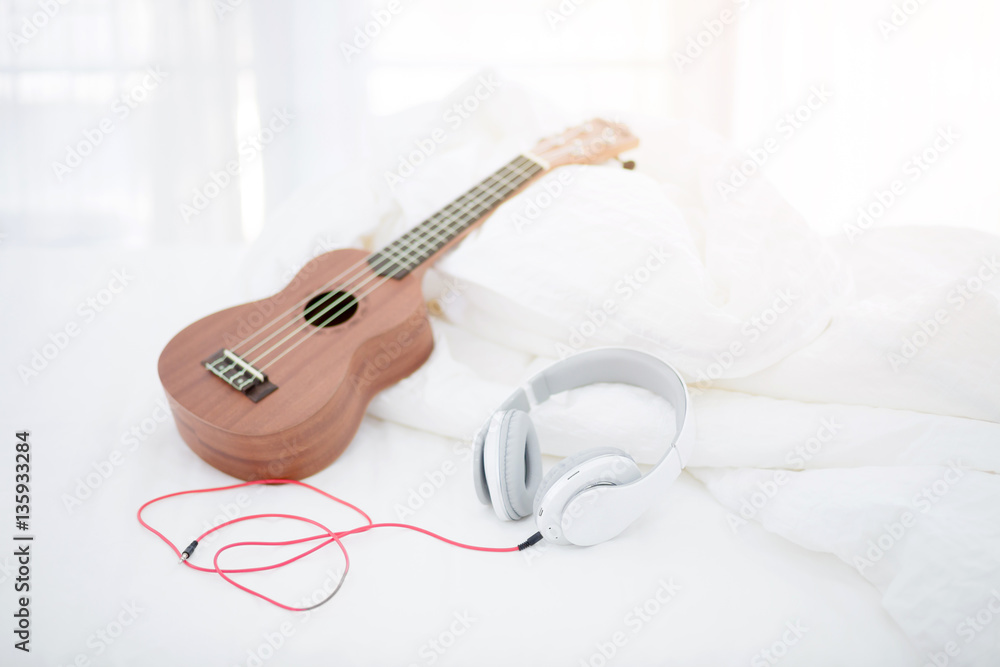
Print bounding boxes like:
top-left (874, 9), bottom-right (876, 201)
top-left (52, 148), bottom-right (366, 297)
top-left (367, 154), bottom-right (547, 279)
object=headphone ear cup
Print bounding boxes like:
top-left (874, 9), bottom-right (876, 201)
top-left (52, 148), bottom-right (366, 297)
top-left (483, 409), bottom-right (543, 521)
top-left (533, 447), bottom-right (639, 518)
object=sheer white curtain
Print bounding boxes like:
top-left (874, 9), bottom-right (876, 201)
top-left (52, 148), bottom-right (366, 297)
top-left (0, 0), bottom-right (365, 245)
top-left (1, 0), bottom-right (703, 248)
top-left (2, 0), bottom-right (997, 247)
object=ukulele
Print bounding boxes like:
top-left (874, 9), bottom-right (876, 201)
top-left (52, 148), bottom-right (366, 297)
top-left (158, 119), bottom-right (639, 480)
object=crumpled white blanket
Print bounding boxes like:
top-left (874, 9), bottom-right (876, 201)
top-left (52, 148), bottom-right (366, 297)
top-left (240, 73), bottom-right (1000, 664)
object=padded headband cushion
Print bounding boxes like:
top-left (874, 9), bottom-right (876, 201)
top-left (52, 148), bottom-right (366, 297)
top-left (490, 409), bottom-right (542, 520)
top-left (532, 446), bottom-right (632, 517)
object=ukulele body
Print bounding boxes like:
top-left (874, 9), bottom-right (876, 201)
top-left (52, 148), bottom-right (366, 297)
top-left (157, 248), bottom-right (433, 480)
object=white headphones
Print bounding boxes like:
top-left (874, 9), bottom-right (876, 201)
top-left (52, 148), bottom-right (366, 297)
top-left (472, 348), bottom-right (695, 547)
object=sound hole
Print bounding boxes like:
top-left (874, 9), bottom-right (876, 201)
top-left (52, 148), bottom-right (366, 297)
top-left (303, 290), bottom-right (358, 327)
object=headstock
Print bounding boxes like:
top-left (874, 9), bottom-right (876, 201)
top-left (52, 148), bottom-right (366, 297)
top-left (527, 118), bottom-right (639, 170)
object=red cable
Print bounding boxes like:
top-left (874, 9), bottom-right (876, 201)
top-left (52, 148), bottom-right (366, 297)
top-left (137, 479), bottom-right (519, 611)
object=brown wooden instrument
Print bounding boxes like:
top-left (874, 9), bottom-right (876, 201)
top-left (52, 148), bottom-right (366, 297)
top-left (158, 119), bottom-right (638, 480)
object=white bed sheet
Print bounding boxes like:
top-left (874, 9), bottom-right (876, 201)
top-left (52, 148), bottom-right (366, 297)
top-left (3, 74), bottom-right (998, 666)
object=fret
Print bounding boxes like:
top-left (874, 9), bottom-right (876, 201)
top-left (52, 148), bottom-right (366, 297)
top-left (387, 161), bottom-right (525, 270)
top-left (368, 156), bottom-right (544, 279)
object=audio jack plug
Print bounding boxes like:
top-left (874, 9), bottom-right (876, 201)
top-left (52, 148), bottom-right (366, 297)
top-left (517, 532), bottom-right (543, 551)
top-left (179, 540), bottom-right (199, 563)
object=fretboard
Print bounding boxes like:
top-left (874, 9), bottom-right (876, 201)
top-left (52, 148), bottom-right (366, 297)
top-left (367, 155), bottom-right (545, 279)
